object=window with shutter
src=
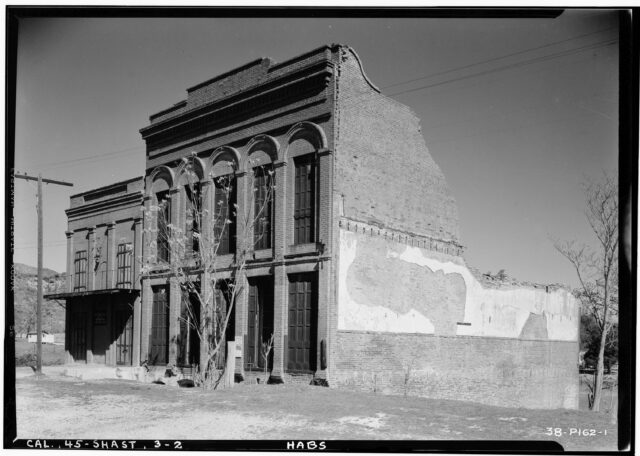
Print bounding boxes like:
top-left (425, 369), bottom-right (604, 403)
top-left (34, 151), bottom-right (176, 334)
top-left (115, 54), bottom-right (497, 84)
top-left (156, 190), bottom-right (170, 263)
top-left (214, 176), bottom-right (236, 255)
top-left (293, 156), bottom-right (316, 245)
top-left (73, 250), bottom-right (87, 291)
top-left (185, 183), bottom-right (201, 257)
top-left (253, 167), bottom-right (273, 250)
top-left (116, 243), bottom-right (132, 288)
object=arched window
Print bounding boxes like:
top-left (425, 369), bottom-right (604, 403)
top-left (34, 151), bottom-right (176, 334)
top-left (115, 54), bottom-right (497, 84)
top-left (253, 166), bottom-right (273, 250)
top-left (285, 123), bottom-right (325, 246)
top-left (177, 157), bottom-right (205, 258)
top-left (293, 155), bottom-right (315, 244)
top-left (149, 167), bottom-right (173, 264)
top-left (247, 139), bottom-right (276, 251)
top-left (210, 150), bottom-right (238, 256)
top-left (184, 183), bottom-right (201, 256)
top-left (155, 190), bottom-right (171, 263)
top-left (213, 174), bottom-right (236, 255)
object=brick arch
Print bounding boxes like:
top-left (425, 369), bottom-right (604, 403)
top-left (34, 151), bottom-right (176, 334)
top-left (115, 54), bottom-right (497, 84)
top-left (175, 155), bottom-right (206, 187)
top-left (148, 165), bottom-right (174, 195)
top-left (242, 134), bottom-right (280, 171)
top-left (283, 121), bottom-right (327, 161)
top-left (208, 146), bottom-right (240, 178)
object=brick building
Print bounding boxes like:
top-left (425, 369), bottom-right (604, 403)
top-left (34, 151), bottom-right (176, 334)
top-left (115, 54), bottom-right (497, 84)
top-left (48, 44), bottom-right (580, 408)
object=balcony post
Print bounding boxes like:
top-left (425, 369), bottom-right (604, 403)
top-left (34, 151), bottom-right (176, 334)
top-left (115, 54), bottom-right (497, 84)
top-left (106, 222), bottom-right (116, 288)
top-left (65, 230), bottom-right (74, 292)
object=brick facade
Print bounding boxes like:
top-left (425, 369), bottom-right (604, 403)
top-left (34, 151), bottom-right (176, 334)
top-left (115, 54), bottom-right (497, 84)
top-left (53, 44), bottom-right (579, 409)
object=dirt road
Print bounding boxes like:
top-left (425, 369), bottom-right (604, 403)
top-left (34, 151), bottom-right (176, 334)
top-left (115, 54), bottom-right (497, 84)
top-left (14, 374), bottom-right (618, 451)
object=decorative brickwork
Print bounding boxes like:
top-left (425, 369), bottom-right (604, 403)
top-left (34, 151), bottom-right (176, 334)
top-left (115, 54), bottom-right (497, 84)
top-left (56, 45), bottom-right (579, 409)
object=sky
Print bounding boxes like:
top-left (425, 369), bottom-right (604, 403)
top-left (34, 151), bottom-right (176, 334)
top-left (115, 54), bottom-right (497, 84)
top-left (12, 10), bottom-right (619, 288)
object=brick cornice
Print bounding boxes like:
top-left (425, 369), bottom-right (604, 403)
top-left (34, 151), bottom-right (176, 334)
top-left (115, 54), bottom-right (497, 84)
top-left (141, 62), bottom-right (332, 140)
top-left (339, 217), bottom-right (465, 257)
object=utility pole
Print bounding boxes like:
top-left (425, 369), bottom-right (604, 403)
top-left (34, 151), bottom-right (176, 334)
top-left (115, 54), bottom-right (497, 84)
top-left (14, 172), bottom-right (73, 375)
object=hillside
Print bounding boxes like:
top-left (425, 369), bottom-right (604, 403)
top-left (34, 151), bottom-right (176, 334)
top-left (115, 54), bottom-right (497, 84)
top-left (12, 263), bottom-right (66, 335)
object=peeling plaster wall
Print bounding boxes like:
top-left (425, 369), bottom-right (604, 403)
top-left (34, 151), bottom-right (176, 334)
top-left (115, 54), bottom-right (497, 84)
top-left (333, 227), bottom-right (580, 409)
top-left (338, 228), bottom-right (579, 341)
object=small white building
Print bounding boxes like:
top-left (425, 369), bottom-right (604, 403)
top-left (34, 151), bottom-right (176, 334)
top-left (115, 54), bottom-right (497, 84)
top-left (27, 332), bottom-right (55, 344)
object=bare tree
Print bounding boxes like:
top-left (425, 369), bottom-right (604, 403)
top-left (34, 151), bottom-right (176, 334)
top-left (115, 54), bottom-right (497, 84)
top-left (141, 153), bottom-right (275, 389)
top-left (554, 175), bottom-right (618, 411)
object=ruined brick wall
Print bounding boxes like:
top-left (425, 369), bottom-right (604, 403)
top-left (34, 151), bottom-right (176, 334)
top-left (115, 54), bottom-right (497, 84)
top-left (334, 47), bottom-right (460, 242)
top-left (332, 225), bottom-right (580, 408)
top-left (330, 331), bottom-right (579, 409)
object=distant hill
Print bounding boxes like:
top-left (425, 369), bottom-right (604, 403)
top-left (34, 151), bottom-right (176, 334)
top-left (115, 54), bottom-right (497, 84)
top-left (12, 263), bottom-right (66, 336)
top-left (13, 263), bottom-right (61, 278)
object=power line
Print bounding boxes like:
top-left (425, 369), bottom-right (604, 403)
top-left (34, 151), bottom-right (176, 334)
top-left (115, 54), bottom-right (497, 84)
top-left (387, 39), bottom-right (617, 98)
top-left (28, 144), bottom-right (144, 170)
top-left (381, 27), bottom-right (616, 91)
top-left (13, 172), bottom-right (73, 375)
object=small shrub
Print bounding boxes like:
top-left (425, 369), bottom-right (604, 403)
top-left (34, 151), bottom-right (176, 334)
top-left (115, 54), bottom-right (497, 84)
top-left (16, 353), bottom-right (37, 367)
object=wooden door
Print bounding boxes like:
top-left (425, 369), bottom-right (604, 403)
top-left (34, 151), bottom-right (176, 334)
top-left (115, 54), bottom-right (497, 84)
top-left (92, 303), bottom-right (108, 364)
top-left (69, 304), bottom-right (87, 362)
top-left (115, 306), bottom-right (133, 366)
top-left (150, 286), bottom-right (169, 365)
top-left (246, 277), bottom-right (274, 370)
top-left (287, 273), bottom-right (317, 373)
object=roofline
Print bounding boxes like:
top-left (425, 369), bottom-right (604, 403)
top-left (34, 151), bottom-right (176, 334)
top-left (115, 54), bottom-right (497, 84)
top-left (186, 57), bottom-right (268, 93)
top-left (70, 176), bottom-right (143, 199)
top-left (147, 44), bottom-right (340, 123)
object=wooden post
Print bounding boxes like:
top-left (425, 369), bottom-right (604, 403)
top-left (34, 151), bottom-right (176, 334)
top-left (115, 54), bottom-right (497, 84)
top-left (225, 341), bottom-right (235, 388)
top-left (15, 171), bottom-right (74, 374)
top-left (36, 175), bottom-right (43, 375)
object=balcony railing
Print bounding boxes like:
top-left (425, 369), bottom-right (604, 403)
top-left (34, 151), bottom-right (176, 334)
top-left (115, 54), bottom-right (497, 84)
top-left (45, 268), bottom-right (138, 295)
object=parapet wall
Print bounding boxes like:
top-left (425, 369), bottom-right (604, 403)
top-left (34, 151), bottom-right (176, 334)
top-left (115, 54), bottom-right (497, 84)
top-left (333, 223), bottom-right (579, 409)
top-left (335, 47), bottom-right (461, 242)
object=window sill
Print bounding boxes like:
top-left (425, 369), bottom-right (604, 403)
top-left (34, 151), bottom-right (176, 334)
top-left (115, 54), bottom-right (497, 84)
top-left (251, 248), bottom-right (273, 261)
top-left (286, 242), bottom-right (322, 257)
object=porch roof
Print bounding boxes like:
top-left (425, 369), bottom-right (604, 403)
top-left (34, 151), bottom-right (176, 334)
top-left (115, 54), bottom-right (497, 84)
top-left (44, 288), bottom-right (140, 300)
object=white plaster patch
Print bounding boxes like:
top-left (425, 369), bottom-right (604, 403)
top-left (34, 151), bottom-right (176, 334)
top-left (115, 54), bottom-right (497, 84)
top-left (338, 229), bottom-right (578, 341)
top-left (338, 230), bottom-right (435, 334)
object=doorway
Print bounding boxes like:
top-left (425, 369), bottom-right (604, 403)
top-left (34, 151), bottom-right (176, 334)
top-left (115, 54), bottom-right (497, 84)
top-left (114, 304), bottom-right (133, 366)
top-left (92, 301), bottom-right (109, 364)
top-left (287, 273), bottom-right (317, 373)
top-left (245, 276), bottom-right (274, 371)
top-left (68, 301), bottom-right (87, 363)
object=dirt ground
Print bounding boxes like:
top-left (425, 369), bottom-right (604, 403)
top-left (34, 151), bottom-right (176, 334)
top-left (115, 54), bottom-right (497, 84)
top-left (14, 373), bottom-right (619, 451)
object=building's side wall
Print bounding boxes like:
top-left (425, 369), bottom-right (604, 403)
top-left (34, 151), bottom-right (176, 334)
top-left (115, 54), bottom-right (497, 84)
top-left (330, 224), bottom-right (580, 409)
top-left (333, 332), bottom-right (579, 409)
top-left (334, 47), bottom-right (460, 243)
